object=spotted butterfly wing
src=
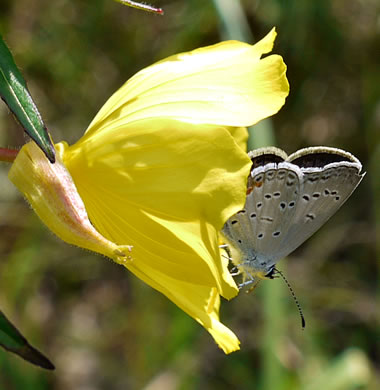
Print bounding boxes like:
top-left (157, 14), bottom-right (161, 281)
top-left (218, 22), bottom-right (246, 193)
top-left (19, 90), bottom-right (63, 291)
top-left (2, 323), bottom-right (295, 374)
top-left (221, 146), bottom-right (364, 283)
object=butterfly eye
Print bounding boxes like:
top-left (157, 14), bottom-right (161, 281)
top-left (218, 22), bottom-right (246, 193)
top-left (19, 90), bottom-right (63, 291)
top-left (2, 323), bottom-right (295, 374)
top-left (265, 267), bottom-right (276, 279)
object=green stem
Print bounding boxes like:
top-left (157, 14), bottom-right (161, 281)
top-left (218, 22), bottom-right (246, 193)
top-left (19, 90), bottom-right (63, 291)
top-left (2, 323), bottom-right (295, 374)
top-left (0, 147), bottom-right (18, 163)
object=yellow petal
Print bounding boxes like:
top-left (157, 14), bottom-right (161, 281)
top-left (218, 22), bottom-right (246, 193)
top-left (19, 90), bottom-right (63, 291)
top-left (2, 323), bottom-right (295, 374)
top-left (128, 263), bottom-right (240, 353)
top-left (226, 127), bottom-right (249, 151)
top-left (83, 28), bottom-right (288, 137)
top-left (63, 118), bottom-right (250, 299)
top-left (9, 139), bottom-right (241, 352)
top-left (8, 30), bottom-right (291, 352)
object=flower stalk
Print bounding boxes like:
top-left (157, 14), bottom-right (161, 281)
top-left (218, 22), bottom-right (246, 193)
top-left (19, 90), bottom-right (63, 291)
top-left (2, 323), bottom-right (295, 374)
top-left (0, 147), bottom-right (18, 163)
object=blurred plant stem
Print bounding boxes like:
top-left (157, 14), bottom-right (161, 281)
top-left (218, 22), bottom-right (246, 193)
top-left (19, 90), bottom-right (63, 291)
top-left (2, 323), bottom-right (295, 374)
top-left (260, 279), bottom-right (288, 389)
top-left (212, 0), bottom-right (276, 150)
top-left (213, 1), bottom-right (286, 389)
top-left (212, 0), bottom-right (254, 42)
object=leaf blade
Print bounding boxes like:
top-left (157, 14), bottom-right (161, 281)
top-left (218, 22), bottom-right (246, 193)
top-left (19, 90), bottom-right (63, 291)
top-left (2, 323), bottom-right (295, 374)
top-left (0, 34), bottom-right (55, 163)
top-left (0, 310), bottom-right (55, 370)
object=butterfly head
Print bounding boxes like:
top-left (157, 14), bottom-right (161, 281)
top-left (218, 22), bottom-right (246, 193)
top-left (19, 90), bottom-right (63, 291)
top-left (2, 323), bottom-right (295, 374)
top-left (233, 252), bottom-right (278, 287)
top-left (243, 261), bottom-right (276, 279)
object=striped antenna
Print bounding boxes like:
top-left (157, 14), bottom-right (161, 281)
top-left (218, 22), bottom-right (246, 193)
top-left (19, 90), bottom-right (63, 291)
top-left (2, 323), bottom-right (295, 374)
top-left (274, 268), bottom-right (306, 329)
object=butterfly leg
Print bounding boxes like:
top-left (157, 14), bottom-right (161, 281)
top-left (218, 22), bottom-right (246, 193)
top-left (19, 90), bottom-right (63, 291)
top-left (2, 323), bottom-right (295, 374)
top-left (246, 280), bottom-right (261, 293)
top-left (220, 243), bottom-right (235, 265)
top-left (237, 269), bottom-right (255, 289)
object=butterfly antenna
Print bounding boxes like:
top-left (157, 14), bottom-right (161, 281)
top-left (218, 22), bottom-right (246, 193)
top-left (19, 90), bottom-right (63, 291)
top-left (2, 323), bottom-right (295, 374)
top-left (275, 268), bottom-right (306, 329)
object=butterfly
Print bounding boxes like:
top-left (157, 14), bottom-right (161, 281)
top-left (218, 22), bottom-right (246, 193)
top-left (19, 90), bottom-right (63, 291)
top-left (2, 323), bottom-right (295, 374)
top-left (221, 146), bottom-right (364, 291)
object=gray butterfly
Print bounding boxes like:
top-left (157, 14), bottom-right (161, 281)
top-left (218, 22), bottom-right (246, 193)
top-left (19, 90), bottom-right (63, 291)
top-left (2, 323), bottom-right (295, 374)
top-left (221, 146), bottom-right (364, 289)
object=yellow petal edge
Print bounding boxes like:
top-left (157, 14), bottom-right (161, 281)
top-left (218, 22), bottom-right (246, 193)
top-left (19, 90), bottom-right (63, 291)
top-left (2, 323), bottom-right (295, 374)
top-left (83, 27), bottom-right (288, 138)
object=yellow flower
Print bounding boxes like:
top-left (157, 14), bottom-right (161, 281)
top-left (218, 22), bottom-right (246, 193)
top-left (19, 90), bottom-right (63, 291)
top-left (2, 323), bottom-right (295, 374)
top-left (9, 28), bottom-right (288, 353)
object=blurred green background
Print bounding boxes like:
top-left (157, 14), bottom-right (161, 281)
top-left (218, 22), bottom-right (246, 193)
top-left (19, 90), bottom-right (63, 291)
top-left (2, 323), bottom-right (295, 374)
top-left (0, 0), bottom-right (379, 389)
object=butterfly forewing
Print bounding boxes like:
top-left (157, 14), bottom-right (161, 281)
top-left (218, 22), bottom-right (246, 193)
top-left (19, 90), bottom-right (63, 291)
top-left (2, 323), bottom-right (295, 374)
top-left (276, 148), bottom-right (364, 257)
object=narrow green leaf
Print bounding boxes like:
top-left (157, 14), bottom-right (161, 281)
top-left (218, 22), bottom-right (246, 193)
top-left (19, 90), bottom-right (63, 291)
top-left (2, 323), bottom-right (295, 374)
top-left (0, 310), bottom-right (55, 370)
top-left (0, 34), bottom-right (55, 163)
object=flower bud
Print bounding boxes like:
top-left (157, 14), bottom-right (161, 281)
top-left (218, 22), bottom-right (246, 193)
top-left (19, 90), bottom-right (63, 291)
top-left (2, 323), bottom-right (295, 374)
top-left (9, 141), bottom-right (132, 264)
